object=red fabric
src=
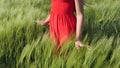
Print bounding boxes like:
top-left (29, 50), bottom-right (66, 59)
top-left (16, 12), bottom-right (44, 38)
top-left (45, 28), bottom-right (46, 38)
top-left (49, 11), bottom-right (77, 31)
top-left (50, 0), bottom-right (76, 47)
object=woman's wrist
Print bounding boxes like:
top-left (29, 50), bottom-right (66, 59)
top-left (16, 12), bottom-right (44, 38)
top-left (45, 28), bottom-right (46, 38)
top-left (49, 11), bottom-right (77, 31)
top-left (43, 21), bottom-right (49, 25)
top-left (76, 37), bottom-right (81, 41)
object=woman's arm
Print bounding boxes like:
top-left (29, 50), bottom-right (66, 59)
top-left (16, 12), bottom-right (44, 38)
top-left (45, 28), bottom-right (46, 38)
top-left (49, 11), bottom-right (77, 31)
top-left (36, 14), bottom-right (50, 26)
top-left (74, 0), bottom-right (84, 41)
top-left (44, 14), bottom-right (50, 25)
top-left (74, 0), bottom-right (84, 48)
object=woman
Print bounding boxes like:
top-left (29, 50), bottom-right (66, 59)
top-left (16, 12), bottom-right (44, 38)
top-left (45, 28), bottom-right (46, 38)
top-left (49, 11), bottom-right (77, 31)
top-left (36, 0), bottom-right (88, 51)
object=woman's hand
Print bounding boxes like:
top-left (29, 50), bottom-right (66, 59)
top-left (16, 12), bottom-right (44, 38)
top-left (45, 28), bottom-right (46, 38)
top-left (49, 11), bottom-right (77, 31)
top-left (75, 40), bottom-right (84, 50)
top-left (36, 20), bottom-right (49, 26)
top-left (75, 40), bottom-right (91, 50)
top-left (36, 15), bottom-right (50, 26)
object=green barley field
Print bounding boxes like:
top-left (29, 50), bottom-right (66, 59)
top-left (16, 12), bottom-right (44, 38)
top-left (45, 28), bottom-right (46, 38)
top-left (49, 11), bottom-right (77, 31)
top-left (0, 0), bottom-right (120, 68)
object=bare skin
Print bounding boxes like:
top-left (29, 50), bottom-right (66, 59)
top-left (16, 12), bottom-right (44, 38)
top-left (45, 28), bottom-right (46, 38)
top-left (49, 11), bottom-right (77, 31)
top-left (36, 15), bottom-right (50, 26)
top-left (74, 0), bottom-right (91, 50)
top-left (36, 0), bottom-right (91, 50)
top-left (74, 0), bottom-right (84, 49)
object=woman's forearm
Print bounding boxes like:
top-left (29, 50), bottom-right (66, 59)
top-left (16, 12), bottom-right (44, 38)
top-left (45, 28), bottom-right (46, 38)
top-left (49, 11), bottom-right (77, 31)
top-left (74, 0), bottom-right (84, 41)
top-left (76, 14), bottom-right (84, 41)
top-left (43, 14), bottom-right (50, 25)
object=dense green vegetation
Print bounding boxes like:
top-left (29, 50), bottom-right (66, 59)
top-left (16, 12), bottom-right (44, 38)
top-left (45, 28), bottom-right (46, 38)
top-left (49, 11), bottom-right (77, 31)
top-left (0, 0), bottom-right (120, 68)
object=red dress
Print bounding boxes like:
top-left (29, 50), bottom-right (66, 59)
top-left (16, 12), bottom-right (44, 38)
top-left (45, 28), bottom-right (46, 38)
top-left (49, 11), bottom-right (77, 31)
top-left (50, 0), bottom-right (76, 48)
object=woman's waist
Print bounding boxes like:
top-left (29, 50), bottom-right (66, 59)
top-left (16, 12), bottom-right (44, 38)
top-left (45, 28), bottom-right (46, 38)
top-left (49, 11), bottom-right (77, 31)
top-left (50, 9), bottom-right (75, 15)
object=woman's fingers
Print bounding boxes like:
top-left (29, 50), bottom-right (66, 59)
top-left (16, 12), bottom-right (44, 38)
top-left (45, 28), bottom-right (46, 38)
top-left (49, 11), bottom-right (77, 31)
top-left (75, 40), bottom-right (84, 47)
top-left (36, 20), bottom-right (44, 26)
top-left (75, 40), bottom-right (92, 50)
